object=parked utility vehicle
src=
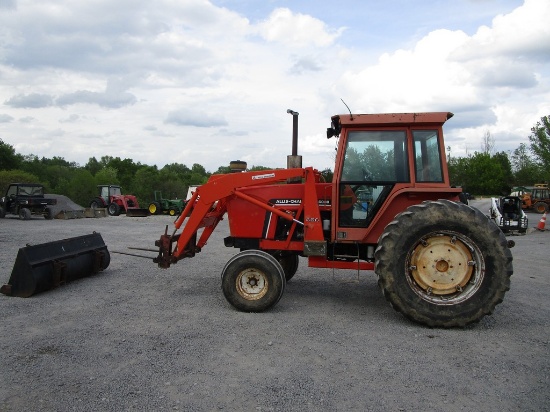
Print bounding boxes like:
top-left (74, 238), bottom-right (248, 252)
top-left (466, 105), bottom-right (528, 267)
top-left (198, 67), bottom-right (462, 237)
top-left (0, 183), bottom-right (56, 220)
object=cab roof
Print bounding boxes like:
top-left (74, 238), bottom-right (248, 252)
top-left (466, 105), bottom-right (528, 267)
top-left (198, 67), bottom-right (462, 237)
top-left (335, 112), bottom-right (453, 126)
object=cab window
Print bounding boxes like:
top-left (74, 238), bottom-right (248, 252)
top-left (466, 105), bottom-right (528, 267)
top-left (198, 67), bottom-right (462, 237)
top-left (413, 130), bottom-right (443, 182)
top-left (339, 130), bottom-right (408, 227)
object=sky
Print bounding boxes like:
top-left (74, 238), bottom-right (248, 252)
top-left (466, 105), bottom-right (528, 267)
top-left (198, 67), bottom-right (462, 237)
top-left (0, 0), bottom-right (549, 173)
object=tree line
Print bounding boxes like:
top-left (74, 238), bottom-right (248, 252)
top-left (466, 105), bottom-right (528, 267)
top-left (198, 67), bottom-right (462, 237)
top-left (1, 115), bottom-right (548, 205)
top-left (448, 115), bottom-right (550, 195)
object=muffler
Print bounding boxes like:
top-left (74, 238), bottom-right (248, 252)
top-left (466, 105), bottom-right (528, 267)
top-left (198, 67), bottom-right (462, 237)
top-left (1, 232), bottom-right (110, 298)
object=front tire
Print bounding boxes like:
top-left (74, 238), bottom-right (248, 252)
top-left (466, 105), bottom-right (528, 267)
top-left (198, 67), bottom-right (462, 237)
top-left (375, 200), bottom-right (513, 328)
top-left (19, 208), bottom-right (31, 220)
top-left (221, 250), bottom-right (286, 312)
top-left (108, 202), bottom-right (121, 216)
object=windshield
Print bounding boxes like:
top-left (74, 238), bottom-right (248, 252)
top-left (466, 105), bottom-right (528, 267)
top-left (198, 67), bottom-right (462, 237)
top-left (14, 185), bottom-right (44, 196)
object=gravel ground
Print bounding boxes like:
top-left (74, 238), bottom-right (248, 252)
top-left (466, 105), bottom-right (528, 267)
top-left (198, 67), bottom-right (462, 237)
top-left (0, 199), bottom-right (548, 411)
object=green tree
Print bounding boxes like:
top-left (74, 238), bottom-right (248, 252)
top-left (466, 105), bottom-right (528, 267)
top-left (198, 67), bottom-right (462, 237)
top-left (85, 157), bottom-right (102, 175)
top-left (44, 164), bottom-right (73, 192)
top-left (528, 115), bottom-right (550, 181)
top-left (248, 165), bottom-right (272, 171)
top-left (214, 165), bottom-right (232, 174)
top-left (191, 163), bottom-right (207, 176)
top-left (100, 157), bottom-right (140, 189)
top-left (320, 167), bottom-right (333, 183)
top-left (0, 170), bottom-right (41, 194)
top-left (158, 168), bottom-right (187, 199)
top-left (449, 152), bottom-right (512, 195)
top-left (95, 167), bottom-right (120, 186)
top-left (65, 169), bottom-right (96, 207)
top-left (132, 166), bottom-right (160, 204)
top-left (0, 139), bottom-right (22, 170)
top-left (491, 152), bottom-right (513, 195)
top-left (448, 156), bottom-right (470, 189)
top-left (510, 143), bottom-right (543, 185)
top-left (464, 152), bottom-right (511, 195)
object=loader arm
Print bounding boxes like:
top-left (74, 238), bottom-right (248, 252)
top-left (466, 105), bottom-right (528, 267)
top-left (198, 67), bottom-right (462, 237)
top-left (154, 167), bottom-right (317, 268)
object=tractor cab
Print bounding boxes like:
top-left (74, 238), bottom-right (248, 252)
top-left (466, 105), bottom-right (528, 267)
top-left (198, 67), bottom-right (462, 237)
top-left (328, 113), bottom-right (459, 244)
top-left (99, 185), bottom-right (122, 204)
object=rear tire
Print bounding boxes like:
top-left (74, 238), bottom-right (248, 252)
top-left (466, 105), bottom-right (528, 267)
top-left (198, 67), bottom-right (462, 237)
top-left (533, 201), bottom-right (548, 214)
top-left (44, 207), bottom-right (54, 220)
top-left (149, 202), bottom-right (161, 215)
top-left (108, 202), bottom-right (121, 216)
top-left (90, 198), bottom-right (103, 209)
top-left (221, 250), bottom-right (286, 312)
top-left (271, 251), bottom-right (299, 281)
top-left (375, 200), bottom-right (513, 328)
top-left (0, 206), bottom-right (5, 218)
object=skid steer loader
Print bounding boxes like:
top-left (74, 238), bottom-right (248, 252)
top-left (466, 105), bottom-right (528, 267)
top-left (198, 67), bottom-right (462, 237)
top-left (150, 111), bottom-right (513, 328)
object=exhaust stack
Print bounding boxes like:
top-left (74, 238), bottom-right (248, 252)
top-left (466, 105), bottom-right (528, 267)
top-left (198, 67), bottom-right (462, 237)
top-left (286, 109), bottom-right (302, 171)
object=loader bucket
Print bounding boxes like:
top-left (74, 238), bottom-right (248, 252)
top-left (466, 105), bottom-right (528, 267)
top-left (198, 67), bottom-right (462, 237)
top-left (126, 208), bottom-right (149, 217)
top-left (0, 233), bottom-right (110, 298)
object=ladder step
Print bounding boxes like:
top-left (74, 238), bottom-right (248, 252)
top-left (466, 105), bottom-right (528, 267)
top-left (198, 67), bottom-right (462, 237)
top-left (333, 254), bottom-right (359, 259)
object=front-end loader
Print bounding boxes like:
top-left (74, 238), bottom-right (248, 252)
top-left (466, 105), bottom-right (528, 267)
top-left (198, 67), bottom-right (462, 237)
top-left (151, 111), bottom-right (513, 328)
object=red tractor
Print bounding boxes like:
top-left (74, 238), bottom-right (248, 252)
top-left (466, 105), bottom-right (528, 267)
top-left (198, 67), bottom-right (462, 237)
top-left (90, 185), bottom-right (142, 216)
top-left (151, 112), bottom-right (513, 328)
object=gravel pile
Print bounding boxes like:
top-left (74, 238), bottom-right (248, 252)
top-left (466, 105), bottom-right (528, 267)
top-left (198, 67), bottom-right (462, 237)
top-left (44, 194), bottom-right (86, 217)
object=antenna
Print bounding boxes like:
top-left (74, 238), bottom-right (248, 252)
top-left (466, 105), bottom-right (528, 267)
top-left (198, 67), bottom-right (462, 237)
top-left (341, 98), bottom-right (353, 120)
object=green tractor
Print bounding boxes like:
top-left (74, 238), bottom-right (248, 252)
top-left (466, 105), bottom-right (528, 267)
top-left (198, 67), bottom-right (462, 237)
top-left (148, 191), bottom-right (185, 216)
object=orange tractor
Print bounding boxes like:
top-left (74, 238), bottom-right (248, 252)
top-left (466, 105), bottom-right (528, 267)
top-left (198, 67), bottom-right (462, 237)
top-left (512, 184), bottom-right (550, 214)
top-left (152, 111), bottom-right (513, 327)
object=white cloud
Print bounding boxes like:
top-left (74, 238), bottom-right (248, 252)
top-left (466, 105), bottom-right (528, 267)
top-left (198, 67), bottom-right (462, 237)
top-left (256, 8), bottom-right (345, 48)
top-left (5, 93), bottom-right (54, 108)
top-left (334, 0), bottom-right (550, 157)
top-left (0, 0), bottom-right (548, 172)
top-left (165, 109), bottom-right (228, 128)
top-left (455, 0), bottom-right (550, 61)
top-left (0, 113), bottom-right (14, 122)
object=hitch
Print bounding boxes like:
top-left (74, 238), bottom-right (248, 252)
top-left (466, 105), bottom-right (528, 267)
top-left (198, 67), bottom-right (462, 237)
top-left (153, 226), bottom-right (198, 268)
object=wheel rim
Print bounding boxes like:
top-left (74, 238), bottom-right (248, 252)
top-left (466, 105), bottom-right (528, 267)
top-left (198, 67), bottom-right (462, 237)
top-left (149, 204), bottom-right (157, 214)
top-left (235, 269), bottom-right (269, 301)
top-left (169, 209), bottom-right (176, 216)
top-left (406, 231), bottom-right (485, 305)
